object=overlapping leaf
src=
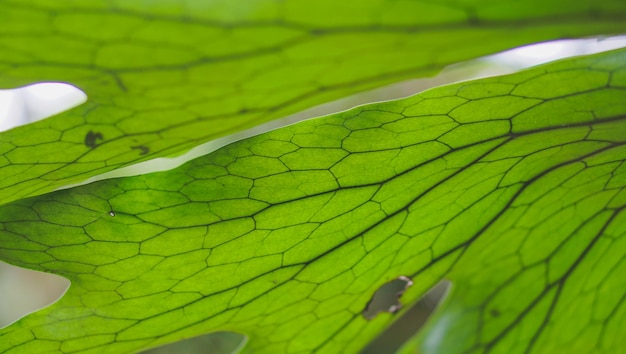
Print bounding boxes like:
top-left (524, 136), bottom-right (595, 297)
top-left (1, 48), bottom-right (624, 353)
top-left (2, 0), bottom-right (626, 205)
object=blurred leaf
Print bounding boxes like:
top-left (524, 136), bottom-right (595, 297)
top-left (1, 0), bottom-right (626, 204)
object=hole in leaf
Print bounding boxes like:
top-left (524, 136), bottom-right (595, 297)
top-left (139, 331), bottom-right (246, 354)
top-left (362, 275), bottom-right (413, 320)
top-left (0, 261), bottom-right (69, 328)
top-left (0, 82), bottom-right (86, 132)
top-left (361, 280), bottom-right (450, 354)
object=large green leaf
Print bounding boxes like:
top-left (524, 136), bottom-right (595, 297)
top-left (1, 47), bottom-right (625, 353)
top-left (1, 0), bottom-right (626, 205)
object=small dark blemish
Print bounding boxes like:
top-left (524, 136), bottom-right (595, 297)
top-left (85, 130), bottom-right (103, 148)
top-left (310, 28), bottom-right (327, 36)
top-left (490, 309), bottom-right (501, 317)
top-left (131, 145), bottom-right (150, 155)
top-left (109, 211), bottom-right (115, 217)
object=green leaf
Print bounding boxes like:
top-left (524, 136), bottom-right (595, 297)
top-left (2, 0), bottom-right (626, 204)
top-left (1, 47), bottom-right (625, 353)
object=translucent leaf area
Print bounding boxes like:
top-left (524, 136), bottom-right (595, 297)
top-left (1, 0), bottom-right (626, 204)
top-left (1, 47), bottom-right (624, 354)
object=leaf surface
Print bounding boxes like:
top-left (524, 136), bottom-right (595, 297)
top-left (2, 0), bottom-right (626, 204)
top-left (1, 48), bottom-right (625, 353)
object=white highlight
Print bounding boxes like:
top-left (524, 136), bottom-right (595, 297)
top-left (0, 82), bottom-right (86, 132)
top-left (488, 36), bottom-right (626, 67)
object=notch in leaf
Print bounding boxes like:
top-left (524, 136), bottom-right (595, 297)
top-left (362, 276), bottom-right (413, 320)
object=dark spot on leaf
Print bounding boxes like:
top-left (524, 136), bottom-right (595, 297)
top-left (362, 276), bottom-right (413, 320)
top-left (490, 309), bottom-right (501, 317)
top-left (310, 28), bottom-right (327, 36)
top-left (84, 130), bottom-right (103, 148)
top-left (131, 145), bottom-right (150, 155)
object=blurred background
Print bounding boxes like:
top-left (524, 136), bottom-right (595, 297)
top-left (1, 36), bottom-right (625, 353)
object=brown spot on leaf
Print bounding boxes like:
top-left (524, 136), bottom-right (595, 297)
top-left (131, 145), bottom-right (150, 155)
top-left (84, 130), bottom-right (103, 148)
